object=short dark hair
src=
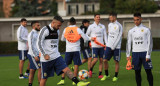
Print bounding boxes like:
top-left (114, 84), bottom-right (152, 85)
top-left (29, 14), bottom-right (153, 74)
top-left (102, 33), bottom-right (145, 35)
top-left (134, 13), bottom-right (141, 17)
top-left (82, 19), bottom-right (90, 24)
top-left (53, 16), bottom-right (64, 23)
top-left (94, 13), bottom-right (100, 17)
top-left (21, 18), bottom-right (27, 22)
top-left (109, 12), bottom-right (117, 17)
top-left (31, 21), bottom-right (39, 27)
top-left (69, 17), bottom-right (76, 25)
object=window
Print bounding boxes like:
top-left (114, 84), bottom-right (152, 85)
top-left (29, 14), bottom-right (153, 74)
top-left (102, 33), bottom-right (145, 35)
top-left (84, 4), bottom-right (94, 13)
top-left (68, 5), bottom-right (78, 15)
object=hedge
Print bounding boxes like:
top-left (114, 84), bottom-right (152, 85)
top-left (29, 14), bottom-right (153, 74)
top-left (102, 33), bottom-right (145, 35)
top-left (0, 38), bottom-right (159, 55)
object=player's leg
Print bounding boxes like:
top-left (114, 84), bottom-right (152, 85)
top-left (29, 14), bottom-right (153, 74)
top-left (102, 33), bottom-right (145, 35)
top-left (88, 57), bottom-right (92, 71)
top-left (98, 48), bottom-right (104, 78)
top-left (24, 51), bottom-right (30, 76)
top-left (112, 48), bottom-right (121, 81)
top-left (101, 47), bottom-right (112, 81)
top-left (29, 69), bottom-right (36, 86)
top-left (40, 79), bottom-right (47, 86)
top-left (38, 68), bottom-right (41, 85)
top-left (141, 52), bottom-right (153, 86)
top-left (55, 56), bottom-right (90, 86)
top-left (132, 52), bottom-right (142, 86)
top-left (18, 50), bottom-right (28, 79)
top-left (82, 49), bottom-right (88, 64)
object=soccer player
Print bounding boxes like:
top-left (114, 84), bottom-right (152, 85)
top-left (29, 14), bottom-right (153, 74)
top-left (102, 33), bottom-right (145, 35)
top-left (57, 17), bottom-right (90, 85)
top-left (27, 21), bottom-right (41, 86)
top-left (17, 18), bottom-right (30, 79)
top-left (86, 14), bottom-right (107, 78)
top-left (101, 13), bottom-right (123, 82)
top-left (80, 19), bottom-right (92, 71)
top-left (126, 13), bottom-right (153, 86)
top-left (37, 16), bottom-right (90, 86)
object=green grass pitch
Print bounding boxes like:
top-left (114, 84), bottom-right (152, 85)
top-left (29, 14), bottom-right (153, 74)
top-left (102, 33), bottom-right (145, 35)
top-left (0, 51), bottom-right (159, 86)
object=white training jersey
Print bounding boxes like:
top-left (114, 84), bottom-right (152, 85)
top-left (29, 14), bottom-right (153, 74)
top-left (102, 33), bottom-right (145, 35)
top-left (17, 25), bottom-right (28, 50)
top-left (37, 24), bottom-right (61, 62)
top-left (28, 29), bottom-right (39, 57)
top-left (61, 25), bottom-right (89, 52)
top-left (107, 20), bottom-right (123, 50)
top-left (126, 24), bottom-right (153, 59)
top-left (86, 22), bottom-right (107, 48)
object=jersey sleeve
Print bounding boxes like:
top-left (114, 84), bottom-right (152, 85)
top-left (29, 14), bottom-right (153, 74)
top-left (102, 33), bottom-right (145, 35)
top-left (146, 29), bottom-right (153, 59)
top-left (37, 27), bottom-right (48, 56)
top-left (111, 25), bottom-right (123, 50)
top-left (61, 28), bottom-right (66, 41)
top-left (103, 26), bottom-right (108, 45)
top-left (86, 25), bottom-right (92, 40)
top-left (17, 27), bottom-right (27, 42)
top-left (31, 33), bottom-right (39, 57)
top-left (78, 28), bottom-right (89, 41)
top-left (126, 30), bottom-right (132, 57)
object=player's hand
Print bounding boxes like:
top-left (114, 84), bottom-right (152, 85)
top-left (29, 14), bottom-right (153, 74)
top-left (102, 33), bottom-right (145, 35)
top-left (35, 56), bottom-right (39, 61)
top-left (91, 37), bottom-right (95, 41)
top-left (44, 54), bottom-right (50, 60)
top-left (146, 58), bottom-right (150, 62)
top-left (126, 57), bottom-right (130, 60)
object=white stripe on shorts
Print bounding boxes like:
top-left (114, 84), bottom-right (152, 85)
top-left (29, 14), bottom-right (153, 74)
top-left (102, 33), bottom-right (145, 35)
top-left (31, 56), bottom-right (39, 69)
top-left (22, 50), bottom-right (24, 60)
top-left (85, 49), bottom-right (89, 58)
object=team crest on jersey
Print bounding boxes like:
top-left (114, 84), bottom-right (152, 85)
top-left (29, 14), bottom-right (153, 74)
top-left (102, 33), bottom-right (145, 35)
top-left (141, 29), bottom-right (144, 32)
top-left (44, 73), bottom-right (47, 77)
top-left (114, 27), bottom-right (116, 29)
top-left (100, 26), bottom-right (102, 28)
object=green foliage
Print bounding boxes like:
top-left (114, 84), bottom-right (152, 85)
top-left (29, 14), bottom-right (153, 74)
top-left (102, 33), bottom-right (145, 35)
top-left (11, 0), bottom-right (58, 17)
top-left (0, 1), bottom-right (4, 17)
top-left (100, 0), bottom-right (158, 14)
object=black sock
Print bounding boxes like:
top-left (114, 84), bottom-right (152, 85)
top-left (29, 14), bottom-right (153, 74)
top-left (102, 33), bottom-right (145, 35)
top-left (20, 74), bottom-right (23, 77)
top-left (115, 72), bottom-right (118, 77)
top-left (72, 77), bottom-right (79, 84)
top-left (26, 70), bottom-right (29, 73)
top-left (62, 77), bottom-right (65, 80)
top-left (135, 70), bottom-right (141, 86)
top-left (105, 70), bottom-right (108, 76)
top-left (29, 83), bottom-right (32, 86)
top-left (90, 67), bottom-right (93, 71)
top-left (145, 69), bottom-right (153, 86)
top-left (99, 72), bottom-right (102, 76)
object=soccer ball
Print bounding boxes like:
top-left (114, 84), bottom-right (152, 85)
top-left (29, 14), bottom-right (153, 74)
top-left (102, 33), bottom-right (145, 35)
top-left (78, 69), bottom-right (89, 80)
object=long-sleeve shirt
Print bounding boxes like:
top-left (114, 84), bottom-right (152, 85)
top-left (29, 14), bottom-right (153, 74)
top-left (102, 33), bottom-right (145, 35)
top-left (126, 24), bottom-right (153, 59)
top-left (37, 24), bottom-right (61, 62)
top-left (28, 29), bottom-right (39, 57)
top-left (17, 25), bottom-right (28, 50)
top-left (107, 20), bottom-right (123, 50)
top-left (61, 25), bottom-right (89, 52)
top-left (86, 22), bottom-right (107, 48)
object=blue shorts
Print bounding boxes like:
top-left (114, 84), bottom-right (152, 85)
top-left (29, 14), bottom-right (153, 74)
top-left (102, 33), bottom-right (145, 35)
top-left (92, 47), bottom-right (104, 58)
top-left (104, 47), bottom-right (121, 62)
top-left (132, 52), bottom-right (153, 70)
top-left (18, 50), bottom-right (28, 60)
top-left (65, 51), bottom-right (82, 65)
top-left (27, 54), bottom-right (41, 70)
top-left (41, 56), bottom-right (67, 79)
top-left (82, 49), bottom-right (91, 59)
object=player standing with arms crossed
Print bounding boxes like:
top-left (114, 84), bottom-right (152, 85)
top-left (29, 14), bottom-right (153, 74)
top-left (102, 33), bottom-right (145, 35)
top-left (86, 14), bottom-right (107, 78)
top-left (101, 13), bottom-right (123, 82)
top-left (28, 21), bottom-right (41, 86)
top-left (126, 13), bottom-right (153, 86)
top-left (17, 18), bottom-right (30, 79)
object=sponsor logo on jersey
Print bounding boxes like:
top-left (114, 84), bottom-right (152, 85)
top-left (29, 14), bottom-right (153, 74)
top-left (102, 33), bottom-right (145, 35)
top-left (141, 29), bottom-right (144, 32)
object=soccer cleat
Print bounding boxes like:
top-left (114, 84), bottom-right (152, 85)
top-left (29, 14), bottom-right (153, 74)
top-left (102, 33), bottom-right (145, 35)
top-left (112, 77), bottom-right (118, 82)
top-left (101, 75), bottom-right (110, 81)
top-left (98, 75), bottom-right (103, 79)
top-left (19, 76), bottom-right (28, 79)
top-left (24, 72), bottom-right (29, 76)
top-left (77, 81), bottom-right (90, 86)
top-left (72, 82), bottom-right (76, 85)
top-left (57, 80), bottom-right (65, 85)
top-left (89, 70), bottom-right (92, 78)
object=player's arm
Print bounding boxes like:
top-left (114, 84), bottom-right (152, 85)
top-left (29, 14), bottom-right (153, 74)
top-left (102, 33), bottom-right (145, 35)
top-left (111, 25), bottom-right (123, 50)
top-left (103, 26), bottom-right (108, 46)
top-left (18, 27), bottom-right (27, 42)
top-left (37, 28), bottom-right (48, 59)
top-left (126, 30), bottom-right (132, 60)
top-left (61, 28), bottom-right (66, 41)
top-left (78, 28), bottom-right (89, 41)
top-left (31, 33), bottom-right (40, 61)
top-left (146, 29), bottom-right (153, 61)
top-left (86, 25), bottom-right (92, 40)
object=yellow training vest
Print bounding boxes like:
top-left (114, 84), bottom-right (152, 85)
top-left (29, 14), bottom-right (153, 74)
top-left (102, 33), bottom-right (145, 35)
top-left (64, 27), bottom-right (81, 43)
